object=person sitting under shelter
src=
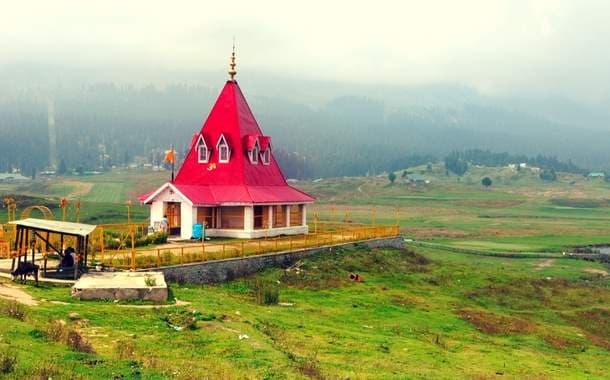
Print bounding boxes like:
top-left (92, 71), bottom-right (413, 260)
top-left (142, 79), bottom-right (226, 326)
top-left (59, 247), bottom-right (75, 270)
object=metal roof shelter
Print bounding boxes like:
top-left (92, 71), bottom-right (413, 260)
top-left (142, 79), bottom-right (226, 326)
top-left (9, 218), bottom-right (97, 279)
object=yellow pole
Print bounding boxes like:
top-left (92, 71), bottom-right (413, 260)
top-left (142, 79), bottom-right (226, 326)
top-left (126, 200), bottom-right (132, 225)
top-left (130, 226), bottom-right (135, 270)
top-left (75, 200), bottom-right (81, 223)
top-left (100, 227), bottom-right (105, 265)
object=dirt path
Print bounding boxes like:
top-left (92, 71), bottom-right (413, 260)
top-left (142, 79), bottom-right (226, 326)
top-left (117, 299), bottom-right (190, 309)
top-left (584, 268), bottom-right (608, 276)
top-left (64, 180), bottom-right (94, 199)
top-left (0, 282), bottom-right (38, 306)
top-left (535, 258), bottom-right (555, 271)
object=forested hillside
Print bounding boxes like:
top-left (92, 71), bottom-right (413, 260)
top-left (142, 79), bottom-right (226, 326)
top-left (1, 65), bottom-right (610, 178)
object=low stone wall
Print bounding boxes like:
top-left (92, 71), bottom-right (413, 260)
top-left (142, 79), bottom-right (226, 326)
top-left (147, 236), bottom-right (403, 284)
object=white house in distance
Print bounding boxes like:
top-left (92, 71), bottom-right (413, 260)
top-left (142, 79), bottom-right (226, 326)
top-left (139, 52), bottom-right (315, 239)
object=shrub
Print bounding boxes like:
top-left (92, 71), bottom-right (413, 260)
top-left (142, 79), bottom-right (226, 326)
top-left (251, 280), bottom-right (280, 305)
top-left (144, 275), bottom-right (157, 287)
top-left (160, 309), bottom-right (200, 331)
top-left (66, 330), bottom-right (94, 353)
top-left (115, 338), bottom-right (136, 360)
top-left (31, 363), bottom-right (60, 379)
top-left (45, 320), bottom-right (68, 342)
top-left (0, 349), bottom-right (16, 374)
top-left (1, 301), bottom-right (26, 321)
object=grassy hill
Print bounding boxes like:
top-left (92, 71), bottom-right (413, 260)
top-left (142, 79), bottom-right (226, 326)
top-left (299, 164), bottom-right (610, 252)
top-left (0, 245), bottom-right (608, 379)
top-left (4, 166), bottom-right (610, 252)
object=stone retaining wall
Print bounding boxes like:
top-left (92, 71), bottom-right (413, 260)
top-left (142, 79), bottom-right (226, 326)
top-left (146, 236), bottom-right (403, 284)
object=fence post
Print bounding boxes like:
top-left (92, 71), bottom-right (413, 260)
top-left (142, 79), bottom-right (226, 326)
top-left (180, 247), bottom-right (184, 264)
top-left (99, 228), bottom-right (105, 266)
top-left (289, 236), bottom-right (293, 251)
top-left (130, 227), bottom-right (136, 271)
top-left (99, 227), bottom-right (105, 262)
top-left (275, 238), bottom-right (278, 251)
top-left (258, 239), bottom-right (262, 254)
top-left (222, 243), bottom-right (226, 257)
top-left (241, 241), bottom-right (245, 257)
top-left (156, 249), bottom-right (160, 267)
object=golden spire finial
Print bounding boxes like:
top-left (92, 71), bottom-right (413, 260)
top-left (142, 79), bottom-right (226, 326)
top-left (228, 38), bottom-right (237, 81)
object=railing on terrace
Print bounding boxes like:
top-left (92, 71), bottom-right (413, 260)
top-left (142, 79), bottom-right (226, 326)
top-left (95, 224), bottom-right (400, 270)
top-left (0, 219), bottom-right (400, 269)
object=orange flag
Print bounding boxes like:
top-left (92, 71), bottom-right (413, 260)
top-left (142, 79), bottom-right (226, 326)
top-left (164, 149), bottom-right (175, 164)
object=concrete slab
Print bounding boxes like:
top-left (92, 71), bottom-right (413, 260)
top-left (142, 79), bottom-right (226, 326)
top-left (71, 272), bottom-right (168, 302)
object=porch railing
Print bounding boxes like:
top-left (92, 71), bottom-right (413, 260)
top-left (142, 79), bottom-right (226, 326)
top-left (93, 223), bottom-right (400, 270)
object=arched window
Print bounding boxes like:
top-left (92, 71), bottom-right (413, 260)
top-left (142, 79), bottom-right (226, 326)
top-left (249, 140), bottom-right (259, 164)
top-left (196, 135), bottom-right (210, 163)
top-left (217, 135), bottom-right (230, 163)
top-left (198, 145), bottom-right (209, 163)
top-left (261, 148), bottom-right (271, 165)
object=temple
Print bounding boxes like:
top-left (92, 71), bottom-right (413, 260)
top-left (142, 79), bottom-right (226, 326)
top-left (140, 49), bottom-right (315, 239)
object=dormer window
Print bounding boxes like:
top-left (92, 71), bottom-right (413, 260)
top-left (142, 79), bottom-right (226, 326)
top-left (258, 136), bottom-right (272, 165)
top-left (261, 148), bottom-right (271, 165)
top-left (196, 135), bottom-right (210, 163)
top-left (249, 140), bottom-right (260, 164)
top-left (217, 135), bottom-right (230, 163)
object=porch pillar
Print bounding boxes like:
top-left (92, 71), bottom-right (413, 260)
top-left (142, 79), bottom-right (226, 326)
top-left (302, 204), bottom-right (307, 226)
top-left (244, 206), bottom-right (254, 232)
top-left (285, 205), bottom-right (291, 227)
top-left (268, 206), bottom-right (273, 229)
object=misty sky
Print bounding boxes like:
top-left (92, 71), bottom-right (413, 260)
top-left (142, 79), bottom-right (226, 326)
top-left (2, 0), bottom-right (610, 103)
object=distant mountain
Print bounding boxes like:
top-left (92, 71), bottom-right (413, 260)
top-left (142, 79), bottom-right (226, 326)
top-left (1, 64), bottom-right (609, 178)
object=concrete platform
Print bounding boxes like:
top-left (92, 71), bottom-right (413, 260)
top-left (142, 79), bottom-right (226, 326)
top-left (71, 272), bottom-right (168, 302)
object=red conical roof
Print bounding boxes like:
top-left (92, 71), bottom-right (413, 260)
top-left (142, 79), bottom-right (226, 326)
top-left (143, 80), bottom-right (314, 205)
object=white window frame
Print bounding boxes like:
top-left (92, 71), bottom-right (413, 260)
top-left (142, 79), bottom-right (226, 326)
top-left (249, 140), bottom-right (260, 164)
top-left (216, 134), bottom-right (231, 163)
top-left (196, 135), bottom-right (210, 163)
top-left (261, 148), bottom-right (271, 165)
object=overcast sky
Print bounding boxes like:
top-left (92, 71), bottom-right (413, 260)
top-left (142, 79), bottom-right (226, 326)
top-left (2, 0), bottom-right (609, 103)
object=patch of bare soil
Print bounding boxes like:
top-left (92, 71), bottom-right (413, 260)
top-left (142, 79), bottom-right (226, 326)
top-left (118, 299), bottom-right (190, 309)
top-left (63, 180), bottom-right (94, 199)
top-left (542, 334), bottom-right (580, 350)
top-left (584, 268), bottom-right (608, 276)
top-left (454, 199), bottom-right (526, 208)
top-left (458, 308), bottom-right (536, 335)
top-left (409, 227), bottom-right (472, 239)
top-left (535, 259), bottom-right (555, 271)
top-left (0, 282), bottom-right (38, 306)
top-left (465, 278), bottom-right (609, 311)
top-left (563, 308), bottom-right (610, 350)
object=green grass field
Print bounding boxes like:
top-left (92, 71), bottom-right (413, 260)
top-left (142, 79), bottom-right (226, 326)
top-left (0, 246), bottom-right (607, 379)
top-left (0, 167), bottom-right (609, 378)
top-left (4, 166), bottom-right (610, 253)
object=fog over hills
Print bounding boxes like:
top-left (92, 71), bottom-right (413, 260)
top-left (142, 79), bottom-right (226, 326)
top-left (1, 63), bottom-right (609, 178)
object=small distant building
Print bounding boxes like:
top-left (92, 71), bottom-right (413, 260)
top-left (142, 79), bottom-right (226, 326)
top-left (0, 173), bottom-right (30, 182)
top-left (404, 173), bottom-right (429, 185)
top-left (140, 50), bottom-right (314, 239)
top-left (587, 172), bottom-right (605, 180)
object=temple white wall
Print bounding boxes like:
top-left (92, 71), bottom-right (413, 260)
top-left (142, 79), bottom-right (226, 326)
top-left (147, 187), bottom-right (311, 239)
